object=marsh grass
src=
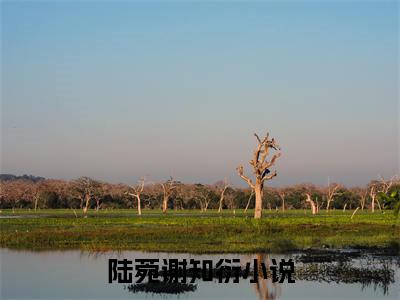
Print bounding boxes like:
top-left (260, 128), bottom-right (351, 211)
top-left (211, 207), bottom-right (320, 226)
top-left (0, 209), bottom-right (399, 253)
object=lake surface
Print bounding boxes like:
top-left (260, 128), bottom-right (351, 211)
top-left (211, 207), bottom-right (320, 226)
top-left (1, 249), bottom-right (399, 299)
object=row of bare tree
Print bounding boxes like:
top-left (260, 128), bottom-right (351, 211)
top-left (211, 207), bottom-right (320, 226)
top-left (0, 133), bottom-right (398, 218)
top-left (0, 174), bottom-right (398, 216)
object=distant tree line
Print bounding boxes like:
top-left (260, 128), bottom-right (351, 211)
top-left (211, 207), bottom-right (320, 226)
top-left (0, 174), bottom-right (398, 214)
top-left (0, 174), bottom-right (45, 183)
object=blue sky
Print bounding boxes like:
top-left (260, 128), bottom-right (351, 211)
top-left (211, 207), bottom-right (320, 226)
top-left (1, 1), bottom-right (398, 186)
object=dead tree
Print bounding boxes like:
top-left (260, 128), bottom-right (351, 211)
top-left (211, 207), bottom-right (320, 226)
top-left (325, 179), bottom-right (340, 212)
top-left (71, 177), bottom-right (101, 218)
top-left (368, 176), bottom-right (397, 213)
top-left (194, 184), bottom-right (213, 212)
top-left (370, 185), bottom-right (377, 213)
top-left (237, 132), bottom-right (281, 219)
top-left (161, 177), bottom-right (176, 213)
top-left (369, 183), bottom-right (384, 213)
top-left (379, 175), bottom-right (397, 194)
top-left (244, 190), bottom-right (255, 213)
top-left (217, 179), bottom-right (229, 213)
top-left (94, 183), bottom-right (108, 212)
top-left (315, 197), bottom-right (321, 214)
top-left (278, 191), bottom-right (286, 212)
top-left (354, 188), bottom-right (368, 211)
top-left (305, 193), bottom-right (317, 215)
top-left (127, 178), bottom-right (145, 216)
top-left (351, 207), bottom-right (360, 219)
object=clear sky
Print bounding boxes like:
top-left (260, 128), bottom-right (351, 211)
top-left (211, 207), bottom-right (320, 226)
top-left (1, 1), bottom-right (399, 187)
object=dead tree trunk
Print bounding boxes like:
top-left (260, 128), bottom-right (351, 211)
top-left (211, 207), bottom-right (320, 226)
top-left (305, 194), bottom-right (317, 215)
top-left (279, 192), bottom-right (285, 212)
top-left (83, 193), bottom-right (90, 218)
top-left (380, 175), bottom-right (396, 194)
top-left (128, 178), bottom-right (145, 216)
top-left (161, 177), bottom-right (176, 213)
top-left (351, 207), bottom-right (360, 219)
top-left (373, 175), bottom-right (397, 212)
top-left (244, 190), bottom-right (254, 213)
top-left (34, 195), bottom-right (39, 211)
top-left (254, 180), bottom-right (264, 218)
top-left (369, 188), bottom-right (382, 212)
top-left (201, 196), bottom-right (211, 212)
top-left (237, 132), bottom-right (281, 219)
top-left (359, 189), bottom-right (368, 211)
top-left (370, 185), bottom-right (376, 213)
top-left (95, 198), bottom-right (101, 212)
top-left (217, 179), bottom-right (229, 213)
top-left (325, 179), bottom-right (340, 212)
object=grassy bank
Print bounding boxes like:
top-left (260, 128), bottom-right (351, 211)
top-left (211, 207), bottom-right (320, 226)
top-left (0, 209), bottom-right (399, 253)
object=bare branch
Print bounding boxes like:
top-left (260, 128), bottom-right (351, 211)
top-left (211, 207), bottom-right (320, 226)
top-left (236, 166), bottom-right (255, 188)
top-left (262, 170), bottom-right (277, 182)
top-left (254, 133), bottom-right (262, 144)
top-left (237, 131), bottom-right (281, 219)
top-left (262, 152), bottom-right (282, 170)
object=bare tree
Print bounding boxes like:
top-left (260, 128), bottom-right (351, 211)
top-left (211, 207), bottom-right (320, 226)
top-left (127, 177), bottom-right (145, 216)
top-left (33, 182), bottom-right (42, 211)
top-left (244, 190), bottom-right (255, 213)
top-left (278, 191), bottom-right (286, 212)
top-left (325, 178), bottom-right (340, 212)
top-left (224, 188), bottom-right (237, 212)
top-left (305, 193), bottom-right (317, 215)
top-left (368, 176), bottom-right (397, 213)
top-left (94, 183), bottom-right (109, 212)
top-left (369, 181), bottom-right (383, 213)
top-left (160, 177), bottom-right (176, 213)
top-left (70, 177), bottom-right (101, 217)
top-left (379, 175), bottom-right (397, 194)
top-left (315, 197), bottom-right (321, 213)
top-left (352, 187), bottom-right (368, 211)
top-left (194, 184), bottom-right (214, 212)
top-left (369, 185), bottom-right (377, 213)
top-left (217, 179), bottom-right (229, 213)
top-left (237, 132), bottom-right (281, 219)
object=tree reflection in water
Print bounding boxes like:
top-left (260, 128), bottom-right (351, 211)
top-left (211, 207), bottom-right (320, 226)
top-left (121, 250), bottom-right (397, 298)
top-left (252, 253), bottom-right (281, 300)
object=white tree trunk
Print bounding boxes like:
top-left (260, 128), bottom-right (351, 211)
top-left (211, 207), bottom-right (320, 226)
top-left (254, 182), bottom-right (263, 219)
top-left (137, 195), bottom-right (142, 216)
top-left (306, 194), bottom-right (316, 215)
top-left (371, 195), bottom-right (375, 213)
top-left (162, 196), bottom-right (168, 213)
top-left (83, 194), bottom-right (90, 218)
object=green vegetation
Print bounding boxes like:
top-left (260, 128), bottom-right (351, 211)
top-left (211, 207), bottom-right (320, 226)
top-left (1, 209), bottom-right (399, 253)
top-left (380, 191), bottom-right (400, 217)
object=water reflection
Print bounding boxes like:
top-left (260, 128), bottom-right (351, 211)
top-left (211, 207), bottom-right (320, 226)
top-left (253, 254), bottom-right (281, 300)
top-left (1, 249), bottom-right (399, 299)
top-left (119, 251), bottom-right (398, 298)
top-left (294, 256), bottom-right (396, 295)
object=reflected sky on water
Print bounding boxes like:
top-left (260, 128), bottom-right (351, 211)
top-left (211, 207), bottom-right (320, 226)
top-left (1, 249), bottom-right (399, 300)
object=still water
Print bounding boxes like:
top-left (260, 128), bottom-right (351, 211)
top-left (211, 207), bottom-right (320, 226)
top-left (1, 249), bottom-right (399, 300)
